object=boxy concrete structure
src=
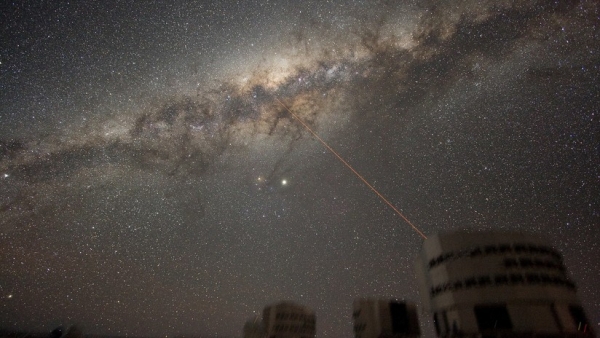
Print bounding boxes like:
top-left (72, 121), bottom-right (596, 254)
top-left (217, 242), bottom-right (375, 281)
top-left (415, 231), bottom-right (593, 338)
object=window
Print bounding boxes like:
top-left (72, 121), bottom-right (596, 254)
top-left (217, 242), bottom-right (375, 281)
top-left (469, 247), bottom-right (483, 257)
top-left (433, 313), bottom-right (441, 336)
top-left (539, 274), bottom-right (552, 284)
top-left (434, 252), bottom-right (455, 265)
top-left (509, 273), bottom-right (524, 284)
top-left (457, 249), bottom-right (470, 258)
top-left (514, 244), bottom-right (527, 253)
top-left (474, 305), bottom-right (513, 330)
top-left (484, 245), bottom-right (498, 254)
top-left (442, 311), bottom-right (450, 334)
top-left (494, 274), bottom-right (509, 285)
top-left (431, 285), bottom-right (443, 296)
top-left (526, 273), bottom-right (541, 284)
top-left (478, 276), bottom-right (492, 286)
top-left (538, 246), bottom-right (551, 254)
top-left (429, 259), bottom-right (436, 269)
top-left (498, 244), bottom-right (512, 253)
top-left (465, 277), bottom-right (477, 288)
top-left (504, 258), bottom-right (518, 268)
top-left (519, 258), bottom-right (533, 268)
top-left (436, 256), bottom-right (444, 265)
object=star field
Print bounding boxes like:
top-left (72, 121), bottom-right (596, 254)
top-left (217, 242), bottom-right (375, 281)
top-left (1, 1), bottom-right (599, 337)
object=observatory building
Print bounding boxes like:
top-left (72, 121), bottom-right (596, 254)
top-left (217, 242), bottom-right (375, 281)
top-left (262, 301), bottom-right (316, 338)
top-left (352, 299), bottom-right (421, 338)
top-left (415, 231), bottom-right (593, 338)
top-left (244, 316), bottom-right (265, 338)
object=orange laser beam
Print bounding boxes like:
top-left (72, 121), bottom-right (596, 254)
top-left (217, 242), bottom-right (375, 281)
top-left (274, 97), bottom-right (428, 240)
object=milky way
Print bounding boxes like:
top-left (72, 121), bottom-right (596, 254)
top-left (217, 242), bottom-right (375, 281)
top-left (1, 1), bottom-right (599, 337)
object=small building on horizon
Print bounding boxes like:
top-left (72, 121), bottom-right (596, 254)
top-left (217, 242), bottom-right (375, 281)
top-left (262, 301), bottom-right (316, 338)
top-left (244, 315), bottom-right (265, 338)
top-left (352, 299), bottom-right (421, 338)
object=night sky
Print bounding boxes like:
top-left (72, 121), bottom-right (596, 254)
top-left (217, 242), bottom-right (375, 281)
top-left (1, 1), bottom-right (599, 337)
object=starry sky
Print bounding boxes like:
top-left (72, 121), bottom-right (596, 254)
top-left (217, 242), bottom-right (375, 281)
top-left (1, 1), bottom-right (599, 337)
